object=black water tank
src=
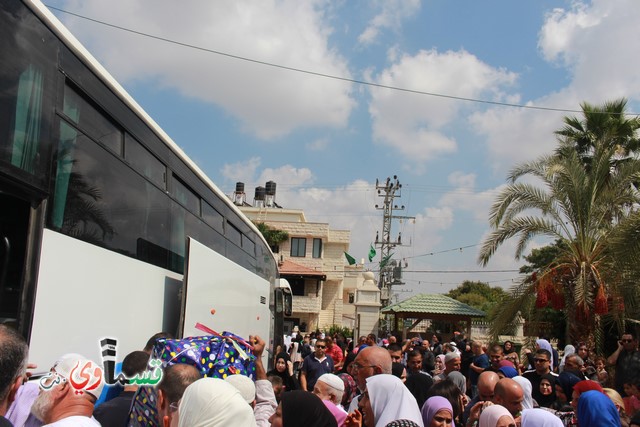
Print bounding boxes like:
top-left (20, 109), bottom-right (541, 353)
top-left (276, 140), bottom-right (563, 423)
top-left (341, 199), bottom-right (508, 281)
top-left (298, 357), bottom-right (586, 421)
top-left (265, 181), bottom-right (277, 196)
top-left (236, 182), bottom-right (245, 192)
top-left (255, 186), bottom-right (266, 200)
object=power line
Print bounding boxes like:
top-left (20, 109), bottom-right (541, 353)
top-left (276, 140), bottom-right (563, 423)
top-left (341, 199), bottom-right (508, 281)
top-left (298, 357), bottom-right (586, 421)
top-left (375, 269), bottom-right (520, 273)
top-left (406, 244), bottom-right (479, 259)
top-left (44, 4), bottom-right (640, 116)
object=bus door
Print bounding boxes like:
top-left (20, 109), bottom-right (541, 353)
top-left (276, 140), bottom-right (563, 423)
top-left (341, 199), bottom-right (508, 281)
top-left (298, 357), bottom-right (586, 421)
top-left (0, 190), bottom-right (43, 336)
top-left (181, 237), bottom-right (271, 360)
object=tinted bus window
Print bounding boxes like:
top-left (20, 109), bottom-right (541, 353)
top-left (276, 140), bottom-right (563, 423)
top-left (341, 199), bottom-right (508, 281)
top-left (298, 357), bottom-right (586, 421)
top-left (125, 134), bottom-right (165, 189)
top-left (51, 119), bottom-right (172, 267)
top-left (226, 222), bottom-right (242, 247)
top-left (202, 201), bottom-right (224, 233)
top-left (243, 235), bottom-right (255, 256)
top-left (63, 84), bottom-right (123, 156)
top-left (172, 176), bottom-right (200, 216)
top-left (0, 1), bottom-right (56, 184)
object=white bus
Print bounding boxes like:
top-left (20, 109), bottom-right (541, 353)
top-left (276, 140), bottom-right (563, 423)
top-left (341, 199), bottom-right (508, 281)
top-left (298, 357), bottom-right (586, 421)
top-left (0, 0), bottom-right (291, 370)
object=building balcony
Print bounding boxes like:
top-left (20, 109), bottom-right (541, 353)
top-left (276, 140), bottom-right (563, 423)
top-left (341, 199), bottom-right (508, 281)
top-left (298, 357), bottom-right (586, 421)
top-left (292, 295), bottom-right (321, 313)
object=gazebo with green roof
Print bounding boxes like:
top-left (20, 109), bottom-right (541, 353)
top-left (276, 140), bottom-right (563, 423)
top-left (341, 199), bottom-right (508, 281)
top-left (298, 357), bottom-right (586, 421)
top-left (382, 293), bottom-right (486, 341)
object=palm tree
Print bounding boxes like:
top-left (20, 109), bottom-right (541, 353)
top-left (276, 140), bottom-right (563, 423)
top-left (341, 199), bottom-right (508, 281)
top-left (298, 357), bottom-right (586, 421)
top-left (556, 99), bottom-right (640, 162)
top-left (478, 131), bottom-right (640, 350)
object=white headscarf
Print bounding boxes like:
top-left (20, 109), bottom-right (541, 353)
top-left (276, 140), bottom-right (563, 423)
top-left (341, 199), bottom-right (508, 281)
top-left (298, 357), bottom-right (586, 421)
top-left (521, 408), bottom-right (564, 427)
top-left (512, 376), bottom-right (534, 410)
top-left (366, 374), bottom-right (424, 427)
top-left (178, 378), bottom-right (256, 427)
top-left (479, 404), bottom-right (514, 427)
top-left (559, 345), bottom-right (575, 373)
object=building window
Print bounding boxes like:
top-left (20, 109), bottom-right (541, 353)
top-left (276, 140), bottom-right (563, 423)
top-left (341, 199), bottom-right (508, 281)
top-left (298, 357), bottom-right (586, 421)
top-left (289, 278), bottom-right (305, 296)
top-left (312, 238), bottom-right (322, 258)
top-left (290, 237), bottom-right (306, 257)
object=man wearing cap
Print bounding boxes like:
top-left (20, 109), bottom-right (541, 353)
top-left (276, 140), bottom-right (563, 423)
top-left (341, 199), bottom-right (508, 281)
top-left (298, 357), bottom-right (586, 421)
top-left (313, 374), bottom-right (345, 408)
top-left (433, 351), bottom-right (462, 382)
top-left (0, 325), bottom-right (28, 427)
top-left (31, 354), bottom-right (104, 426)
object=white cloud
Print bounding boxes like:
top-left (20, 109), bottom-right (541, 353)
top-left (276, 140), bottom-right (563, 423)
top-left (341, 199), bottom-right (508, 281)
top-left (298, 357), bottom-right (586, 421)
top-left (368, 49), bottom-right (517, 167)
top-left (472, 0), bottom-right (640, 176)
top-left (257, 166), bottom-right (315, 189)
top-left (357, 0), bottom-right (421, 46)
top-left (221, 157), bottom-right (262, 185)
top-left (306, 137), bottom-right (330, 151)
top-left (538, 4), bottom-right (601, 65)
top-left (55, 0), bottom-right (356, 139)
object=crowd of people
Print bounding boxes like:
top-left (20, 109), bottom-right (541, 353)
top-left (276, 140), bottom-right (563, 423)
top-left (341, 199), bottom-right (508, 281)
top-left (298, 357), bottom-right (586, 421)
top-left (1, 325), bottom-right (640, 427)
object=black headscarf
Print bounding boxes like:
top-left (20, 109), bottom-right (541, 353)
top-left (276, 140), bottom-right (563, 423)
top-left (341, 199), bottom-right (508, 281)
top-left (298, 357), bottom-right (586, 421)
top-left (267, 352), bottom-right (299, 392)
top-left (392, 362), bottom-right (406, 379)
top-left (536, 373), bottom-right (557, 408)
top-left (404, 373), bottom-right (433, 409)
top-left (281, 390), bottom-right (338, 427)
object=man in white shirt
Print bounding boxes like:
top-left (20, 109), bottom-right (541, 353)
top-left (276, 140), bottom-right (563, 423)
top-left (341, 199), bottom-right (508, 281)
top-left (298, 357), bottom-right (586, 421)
top-left (31, 354), bottom-right (104, 426)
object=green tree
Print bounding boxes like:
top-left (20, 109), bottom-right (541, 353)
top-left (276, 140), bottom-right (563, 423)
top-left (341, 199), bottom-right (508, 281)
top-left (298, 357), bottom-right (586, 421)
top-left (446, 280), bottom-right (507, 319)
top-left (254, 222), bottom-right (289, 253)
top-left (478, 101), bottom-right (640, 351)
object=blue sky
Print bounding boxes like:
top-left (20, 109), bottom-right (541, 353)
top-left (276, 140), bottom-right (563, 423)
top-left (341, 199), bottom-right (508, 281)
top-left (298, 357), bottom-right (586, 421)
top-left (45, 0), bottom-right (640, 297)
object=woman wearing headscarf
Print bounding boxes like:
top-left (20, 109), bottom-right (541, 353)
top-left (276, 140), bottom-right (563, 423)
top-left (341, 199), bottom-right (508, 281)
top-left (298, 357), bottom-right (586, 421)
top-left (577, 390), bottom-right (622, 427)
top-left (478, 404), bottom-right (515, 427)
top-left (559, 345), bottom-right (575, 373)
top-left (448, 371), bottom-right (467, 396)
top-left (361, 374), bottom-right (424, 427)
top-left (553, 371), bottom-right (581, 411)
top-left (604, 388), bottom-right (631, 427)
top-left (571, 380), bottom-right (604, 411)
top-left (497, 362), bottom-right (518, 379)
top-left (385, 421), bottom-right (421, 427)
top-left (424, 380), bottom-right (465, 427)
top-left (392, 362), bottom-right (408, 383)
top-left (177, 378), bottom-right (256, 427)
top-left (405, 373), bottom-right (434, 410)
top-left (520, 408), bottom-right (563, 426)
top-left (270, 390), bottom-right (338, 427)
top-left (268, 352), bottom-right (299, 392)
top-left (537, 373), bottom-right (557, 408)
top-left (421, 396), bottom-right (454, 427)
top-left (512, 376), bottom-right (535, 409)
top-left (433, 354), bottom-right (446, 377)
top-left (339, 351), bottom-right (358, 408)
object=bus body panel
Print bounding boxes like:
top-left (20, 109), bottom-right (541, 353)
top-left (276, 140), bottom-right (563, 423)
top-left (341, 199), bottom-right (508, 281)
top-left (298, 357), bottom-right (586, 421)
top-left (183, 238), bottom-right (271, 362)
top-left (29, 229), bottom-right (182, 371)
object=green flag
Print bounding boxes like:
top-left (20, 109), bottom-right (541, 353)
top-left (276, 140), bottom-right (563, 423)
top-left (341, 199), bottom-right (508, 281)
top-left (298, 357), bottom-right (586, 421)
top-left (380, 252), bottom-right (394, 269)
top-left (368, 244), bottom-right (377, 262)
top-left (344, 252), bottom-right (356, 265)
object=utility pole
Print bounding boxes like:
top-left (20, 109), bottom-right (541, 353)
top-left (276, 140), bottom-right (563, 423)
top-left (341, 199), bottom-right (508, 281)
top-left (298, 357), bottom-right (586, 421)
top-left (374, 176), bottom-right (414, 309)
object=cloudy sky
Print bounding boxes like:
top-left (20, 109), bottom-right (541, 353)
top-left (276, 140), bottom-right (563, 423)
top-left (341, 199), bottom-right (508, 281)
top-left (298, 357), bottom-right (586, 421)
top-left (45, 0), bottom-right (640, 297)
